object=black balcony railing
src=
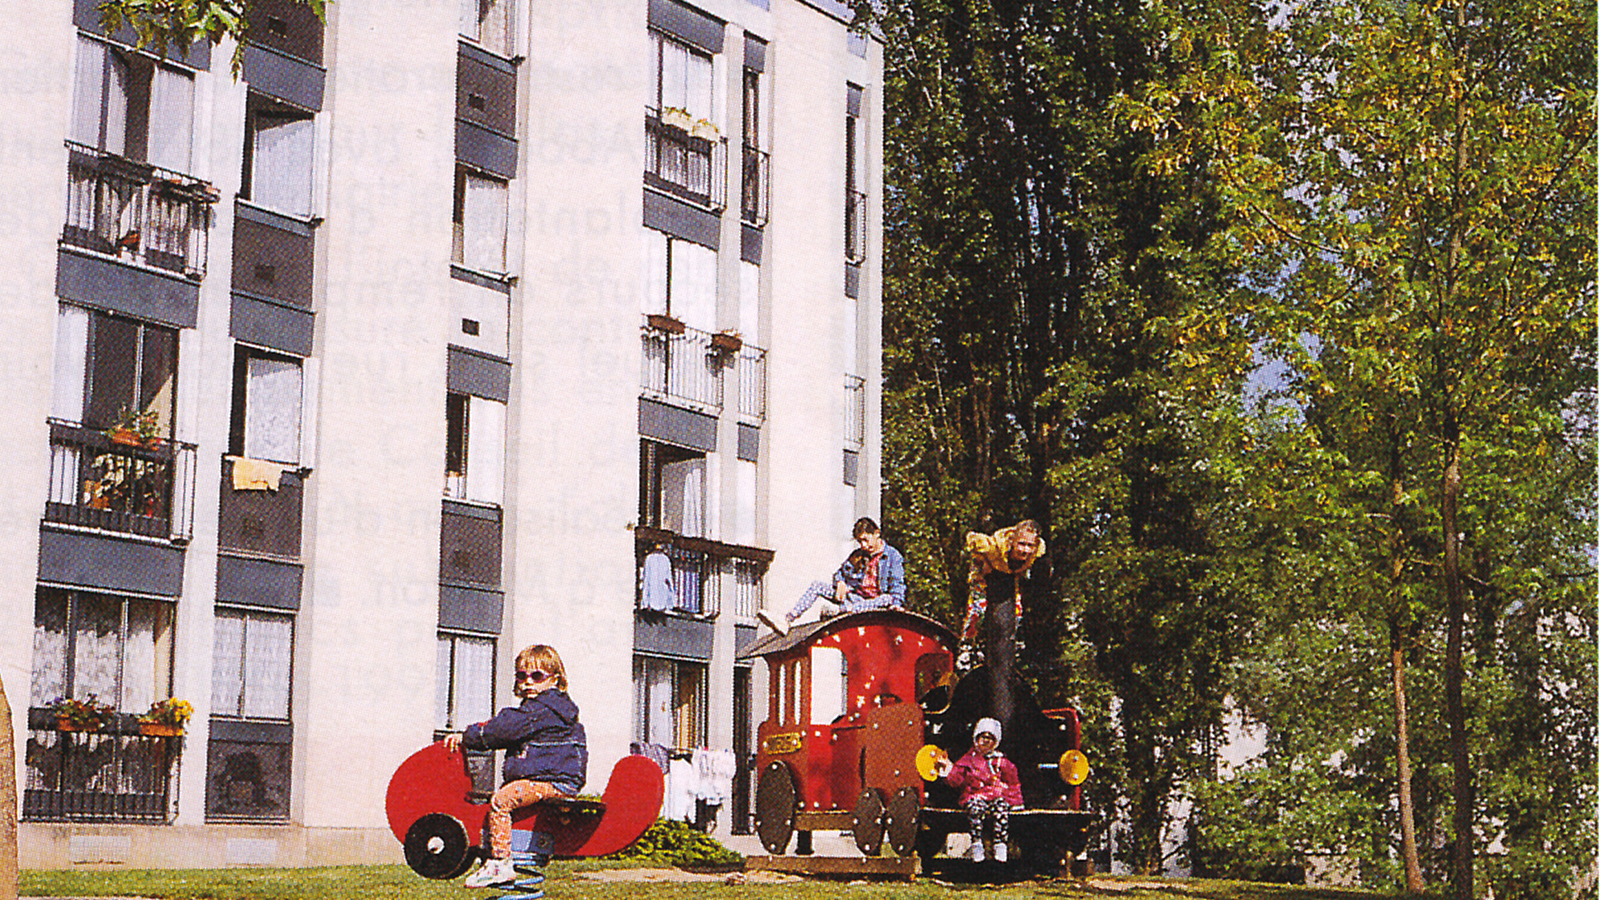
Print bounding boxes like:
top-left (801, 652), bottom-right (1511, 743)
top-left (645, 109), bottom-right (726, 211)
top-left (46, 419), bottom-right (198, 542)
top-left (741, 144), bottom-right (770, 227)
top-left (23, 717), bottom-right (180, 824)
top-left (63, 141), bottom-right (215, 280)
top-left (845, 189), bottom-right (867, 264)
top-left (737, 344), bottom-right (767, 425)
top-left (641, 318), bottom-right (726, 414)
top-left (635, 525), bottom-right (773, 620)
top-left (845, 374), bottom-right (866, 450)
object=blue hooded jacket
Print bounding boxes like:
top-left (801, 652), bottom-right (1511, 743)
top-left (462, 690), bottom-right (587, 794)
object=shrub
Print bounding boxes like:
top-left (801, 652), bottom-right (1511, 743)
top-left (604, 818), bottom-right (743, 869)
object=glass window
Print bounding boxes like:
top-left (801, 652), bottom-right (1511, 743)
top-left (435, 633), bottom-right (496, 731)
top-left (653, 32), bottom-right (713, 121)
top-left (445, 392), bottom-right (506, 504)
top-left (230, 346), bottom-right (303, 464)
top-left (244, 94), bottom-right (315, 217)
top-left (641, 229), bottom-right (716, 332)
top-left (633, 655), bottom-right (706, 748)
top-left (453, 167), bottom-right (509, 274)
top-left (210, 607), bottom-right (294, 720)
top-left (460, 0), bottom-right (514, 56)
top-left (70, 35), bottom-right (194, 172)
top-left (30, 587), bottom-right (174, 714)
top-left (54, 304), bottom-right (178, 437)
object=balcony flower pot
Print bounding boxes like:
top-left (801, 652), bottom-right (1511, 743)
top-left (710, 331), bottom-right (743, 353)
top-left (138, 722), bottom-right (184, 737)
top-left (137, 698), bottom-right (193, 737)
top-left (690, 118), bottom-right (721, 141)
top-left (51, 696), bottom-right (114, 732)
top-left (660, 107), bottom-right (693, 132)
top-left (56, 716), bottom-right (101, 733)
top-left (108, 427), bottom-right (142, 447)
top-left (646, 314), bottom-right (686, 335)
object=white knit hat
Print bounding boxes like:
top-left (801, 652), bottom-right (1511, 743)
top-left (973, 717), bottom-right (1002, 744)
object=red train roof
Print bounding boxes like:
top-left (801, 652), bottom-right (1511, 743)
top-left (739, 607), bottom-right (958, 660)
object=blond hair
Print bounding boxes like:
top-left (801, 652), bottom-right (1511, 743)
top-left (515, 644), bottom-right (569, 692)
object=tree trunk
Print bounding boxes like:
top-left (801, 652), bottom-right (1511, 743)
top-left (1391, 624), bottom-right (1425, 893)
top-left (0, 674), bottom-right (18, 900)
top-left (1442, 419), bottom-right (1473, 900)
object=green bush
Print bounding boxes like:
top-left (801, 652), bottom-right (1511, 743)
top-left (603, 818), bottom-right (743, 869)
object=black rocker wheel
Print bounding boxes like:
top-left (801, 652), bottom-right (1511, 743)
top-left (404, 812), bottom-right (476, 879)
top-left (852, 788), bottom-right (887, 856)
top-left (754, 761), bottom-right (798, 855)
top-left (883, 786), bottom-right (922, 857)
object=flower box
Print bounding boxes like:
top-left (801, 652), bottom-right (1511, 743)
top-left (710, 332), bottom-right (743, 353)
top-left (138, 722), bottom-right (184, 737)
top-left (646, 314), bottom-right (686, 335)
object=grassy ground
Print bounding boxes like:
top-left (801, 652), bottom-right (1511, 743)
top-left (21, 861), bottom-right (1408, 900)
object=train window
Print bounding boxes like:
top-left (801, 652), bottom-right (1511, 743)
top-left (811, 647), bottom-right (845, 724)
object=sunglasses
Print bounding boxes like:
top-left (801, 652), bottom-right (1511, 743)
top-left (515, 670), bottom-right (555, 683)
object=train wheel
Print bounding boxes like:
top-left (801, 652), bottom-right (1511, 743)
top-left (403, 812), bottom-right (476, 879)
top-left (883, 786), bottom-right (921, 857)
top-left (851, 788), bottom-right (887, 856)
top-left (754, 762), bottom-right (798, 855)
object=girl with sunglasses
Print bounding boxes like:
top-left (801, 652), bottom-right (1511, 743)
top-left (445, 644), bottom-right (587, 888)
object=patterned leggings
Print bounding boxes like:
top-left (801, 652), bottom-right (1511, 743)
top-left (486, 779), bottom-right (569, 858)
top-left (964, 797), bottom-right (1011, 844)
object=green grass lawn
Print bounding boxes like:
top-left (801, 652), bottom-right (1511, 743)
top-left (21, 861), bottom-right (1411, 900)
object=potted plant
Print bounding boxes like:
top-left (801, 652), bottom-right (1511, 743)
top-left (645, 313), bottom-right (686, 335)
top-left (659, 106), bottom-right (693, 132)
top-left (104, 406), bottom-right (162, 447)
top-left (710, 330), bottom-right (742, 353)
top-left (51, 696), bottom-right (115, 733)
top-left (137, 698), bottom-right (193, 737)
top-left (690, 117), bottom-right (721, 141)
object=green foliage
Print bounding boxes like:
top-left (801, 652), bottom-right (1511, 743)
top-left (97, 0), bottom-right (325, 75)
top-left (602, 819), bottom-right (742, 869)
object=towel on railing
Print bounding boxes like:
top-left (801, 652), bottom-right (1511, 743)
top-left (640, 550), bottom-right (676, 611)
top-left (231, 457), bottom-right (286, 492)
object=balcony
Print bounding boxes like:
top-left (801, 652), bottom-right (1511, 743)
top-left (845, 188), bottom-right (867, 264)
top-left (46, 420), bottom-right (198, 543)
top-left (645, 109), bottom-right (726, 211)
top-left (740, 144), bottom-right (770, 227)
top-left (641, 318), bottom-right (726, 414)
top-left (23, 715), bottom-right (180, 824)
top-left (635, 525), bottom-right (772, 620)
top-left (845, 374), bottom-right (866, 450)
top-left (63, 142), bottom-right (215, 280)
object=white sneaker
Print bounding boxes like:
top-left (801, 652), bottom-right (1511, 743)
top-left (968, 840), bottom-right (986, 863)
top-left (756, 608), bottom-right (789, 635)
top-left (993, 842), bottom-right (1008, 863)
top-left (464, 857), bottom-right (517, 888)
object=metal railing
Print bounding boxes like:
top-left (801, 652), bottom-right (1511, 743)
top-left (741, 144), bottom-right (770, 227)
top-left (737, 345), bottom-right (767, 424)
top-left (844, 374), bottom-right (866, 450)
top-left (23, 721), bottom-right (179, 824)
top-left (641, 319), bottom-right (726, 414)
top-left (45, 419), bottom-right (198, 543)
top-left (635, 526), bottom-right (774, 621)
top-left (732, 558), bottom-right (764, 620)
top-left (63, 141), bottom-right (214, 280)
top-left (845, 188), bottom-right (867, 264)
top-left (645, 109), bottom-right (727, 211)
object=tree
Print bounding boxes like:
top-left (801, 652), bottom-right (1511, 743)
top-left (96, 0), bottom-right (324, 73)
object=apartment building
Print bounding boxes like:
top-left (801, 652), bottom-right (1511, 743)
top-left (0, 0), bottom-right (881, 868)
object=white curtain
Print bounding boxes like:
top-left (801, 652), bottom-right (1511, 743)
top-left (123, 599), bottom-right (173, 712)
top-left (637, 657), bottom-right (674, 746)
top-left (53, 305), bottom-right (88, 422)
top-left (734, 459), bottom-right (757, 546)
top-left (31, 593), bottom-right (68, 708)
top-left (211, 611), bottom-right (245, 715)
top-left (458, 0), bottom-right (479, 39)
top-left (455, 636), bottom-right (496, 725)
top-left (73, 594), bottom-right (121, 704)
top-left (245, 356), bottom-right (302, 464)
top-left (253, 114), bottom-right (315, 216)
top-left (659, 37), bottom-right (712, 121)
top-left (462, 173), bottom-right (507, 273)
top-left (434, 637), bottom-right (455, 730)
top-left (464, 395), bottom-right (505, 504)
top-left (242, 613), bottom-right (293, 719)
top-left (660, 456), bottom-right (704, 538)
top-left (669, 240), bottom-right (717, 332)
top-left (739, 261), bottom-right (759, 343)
top-left (146, 66), bottom-right (194, 173)
top-left (70, 37), bottom-right (105, 148)
top-left (641, 228), bottom-right (669, 316)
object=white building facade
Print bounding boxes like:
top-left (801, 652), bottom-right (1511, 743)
top-left (1, 0), bottom-right (882, 868)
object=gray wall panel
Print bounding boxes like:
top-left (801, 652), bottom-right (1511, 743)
top-left (439, 585), bottom-right (505, 634)
top-left (457, 119), bottom-right (518, 179)
top-left (643, 190), bottom-right (719, 250)
top-left (640, 398), bottom-right (717, 452)
top-left (57, 250), bottom-right (199, 329)
top-left (231, 292), bottom-right (315, 357)
top-left (634, 614), bottom-right (715, 661)
top-left (648, 0), bottom-right (724, 52)
top-left (243, 43), bottom-right (326, 110)
top-left (38, 528), bottom-right (185, 597)
top-left (737, 423), bottom-right (760, 462)
top-left (216, 554), bottom-right (303, 611)
top-left (447, 346), bottom-right (512, 402)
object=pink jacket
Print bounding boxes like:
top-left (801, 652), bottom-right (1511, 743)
top-left (944, 748), bottom-right (1023, 806)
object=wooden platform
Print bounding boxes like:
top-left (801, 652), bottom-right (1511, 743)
top-left (744, 855), bottom-right (918, 880)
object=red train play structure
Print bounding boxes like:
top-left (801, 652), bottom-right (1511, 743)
top-left (743, 608), bottom-right (1092, 872)
top-left (385, 742), bottom-right (664, 881)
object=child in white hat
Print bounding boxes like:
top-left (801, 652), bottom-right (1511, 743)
top-left (935, 717), bottom-right (1023, 862)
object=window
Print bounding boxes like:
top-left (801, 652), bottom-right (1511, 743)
top-left (453, 166), bottom-right (509, 275)
top-left (445, 392), bottom-right (506, 504)
top-left (70, 34), bottom-right (194, 173)
top-left (652, 32), bottom-right (713, 122)
top-left (845, 87), bottom-right (866, 264)
top-left (641, 230), bottom-right (717, 332)
top-left (210, 608), bottom-right (294, 721)
top-left (229, 346), bottom-right (302, 464)
top-left (640, 440), bottom-right (706, 537)
top-left (435, 633), bottom-right (495, 732)
top-left (52, 304), bottom-right (177, 437)
top-left (31, 587), bottom-right (174, 714)
top-left (633, 655), bottom-right (707, 749)
top-left (243, 93), bottom-right (315, 217)
top-left (740, 67), bottom-right (768, 226)
top-left (459, 0), bottom-right (514, 56)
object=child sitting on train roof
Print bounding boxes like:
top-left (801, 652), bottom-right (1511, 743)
top-left (757, 518), bottom-right (907, 635)
top-left (757, 548), bottom-right (871, 635)
top-left (935, 717), bottom-right (1023, 863)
